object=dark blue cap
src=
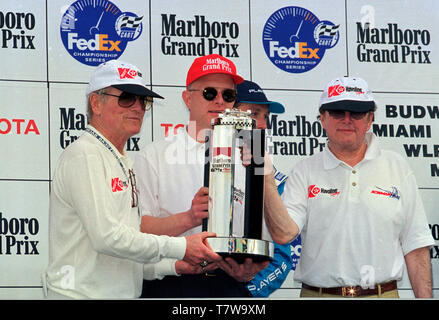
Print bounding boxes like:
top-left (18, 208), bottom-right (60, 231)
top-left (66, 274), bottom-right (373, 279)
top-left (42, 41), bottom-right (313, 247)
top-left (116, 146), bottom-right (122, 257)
top-left (235, 80), bottom-right (285, 114)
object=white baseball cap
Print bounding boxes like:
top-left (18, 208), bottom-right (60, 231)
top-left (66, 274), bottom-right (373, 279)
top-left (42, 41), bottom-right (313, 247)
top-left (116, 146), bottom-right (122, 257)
top-left (319, 76), bottom-right (375, 112)
top-left (86, 59), bottom-right (163, 99)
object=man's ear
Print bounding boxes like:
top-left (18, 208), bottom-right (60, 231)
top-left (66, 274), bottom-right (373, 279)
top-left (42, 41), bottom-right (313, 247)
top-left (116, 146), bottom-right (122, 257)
top-left (319, 111), bottom-right (327, 130)
top-left (366, 112), bottom-right (374, 131)
top-left (182, 90), bottom-right (191, 111)
top-left (90, 93), bottom-right (103, 116)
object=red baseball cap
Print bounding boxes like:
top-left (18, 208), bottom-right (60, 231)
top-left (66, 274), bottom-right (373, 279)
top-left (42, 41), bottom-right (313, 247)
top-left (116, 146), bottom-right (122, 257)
top-left (186, 54), bottom-right (244, 87)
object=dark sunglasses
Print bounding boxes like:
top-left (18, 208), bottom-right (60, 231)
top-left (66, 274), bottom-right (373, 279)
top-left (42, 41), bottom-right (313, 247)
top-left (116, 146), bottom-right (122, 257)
top-left (327, 110), bottom-right (369, 120)
top-left (101, 91), bottom-right (153, 111)
top-left (188, 87), bottom-right (237, 103)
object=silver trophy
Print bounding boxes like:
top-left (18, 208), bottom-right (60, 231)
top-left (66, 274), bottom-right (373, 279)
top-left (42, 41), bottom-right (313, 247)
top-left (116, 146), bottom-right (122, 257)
top-left (203, 109), bottom-right (274, 262)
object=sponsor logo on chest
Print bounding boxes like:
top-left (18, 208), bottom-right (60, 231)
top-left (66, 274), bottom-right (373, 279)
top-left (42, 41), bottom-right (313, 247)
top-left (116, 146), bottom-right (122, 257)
top-left (308, 185), bottom-right (340, 198)
top-left (370, 186), bottom-right (401, 200)
top-left (111, 177), bottom-right (128, 192)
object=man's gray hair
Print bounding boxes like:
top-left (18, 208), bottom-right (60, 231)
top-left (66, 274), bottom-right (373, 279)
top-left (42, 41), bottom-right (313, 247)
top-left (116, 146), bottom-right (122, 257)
top-left (86, 88), bottom-right (108, 124)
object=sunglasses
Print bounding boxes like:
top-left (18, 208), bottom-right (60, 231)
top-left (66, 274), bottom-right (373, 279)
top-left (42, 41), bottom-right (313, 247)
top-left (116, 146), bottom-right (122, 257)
top-left (101, 91), bottom-right (153, 111)
top-left (327, 110), bottom-right (369, 120)
top-left (188, 87), bottom-right (237, 103)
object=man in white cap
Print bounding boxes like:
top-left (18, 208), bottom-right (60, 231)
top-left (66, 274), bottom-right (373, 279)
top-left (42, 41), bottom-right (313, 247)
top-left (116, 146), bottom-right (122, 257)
top-left (263, 76), bottom-right (435, 298)
top-left (44, 60), bottom-right (221, 299)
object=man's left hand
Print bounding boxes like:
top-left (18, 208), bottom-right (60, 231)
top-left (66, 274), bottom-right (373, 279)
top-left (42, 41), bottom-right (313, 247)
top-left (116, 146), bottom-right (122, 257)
top-left (217, 257), bottom-right (269, 282)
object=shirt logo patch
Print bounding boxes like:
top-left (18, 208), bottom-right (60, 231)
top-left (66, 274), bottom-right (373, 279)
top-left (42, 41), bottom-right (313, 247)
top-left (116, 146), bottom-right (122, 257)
top-left (371, 186), bottom-right (401, 200)
top-left (308, 185), bottom-right (340, 198)
top-left (308, 185), bottom-right (321, 198)
top-left (117, 67), bottom-right (139, 79)
top-left (328, 84), bottom-right (345, 97)
top-left (111, 177), bottom-right (128, 192)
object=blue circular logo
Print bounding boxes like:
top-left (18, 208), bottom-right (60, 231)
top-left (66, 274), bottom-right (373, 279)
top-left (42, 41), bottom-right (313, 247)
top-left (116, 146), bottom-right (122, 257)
top-left (60, 0), bottom-right (143, 66)
top-left (262, 6), bottom-right (339, 73)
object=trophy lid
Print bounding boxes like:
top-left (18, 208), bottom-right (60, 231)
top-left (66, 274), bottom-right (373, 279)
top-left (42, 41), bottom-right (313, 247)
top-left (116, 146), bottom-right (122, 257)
top-left (212, 109), bottom-right (255, 129)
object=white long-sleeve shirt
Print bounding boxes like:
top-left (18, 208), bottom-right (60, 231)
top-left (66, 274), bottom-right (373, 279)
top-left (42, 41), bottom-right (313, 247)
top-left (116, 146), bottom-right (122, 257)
top-left (44, 125), bottom-right (186, 298)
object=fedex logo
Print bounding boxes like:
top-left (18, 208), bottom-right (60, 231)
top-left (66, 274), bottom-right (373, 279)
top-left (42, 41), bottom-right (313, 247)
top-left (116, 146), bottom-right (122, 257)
top-left (111, 177), bottom-right (127, 192)
top-left (118, 67), bottom-right (138, 79)
top-left (269, 41), bottom-right (319, 59)
top-left (67, 33), bottom-right (121, 52)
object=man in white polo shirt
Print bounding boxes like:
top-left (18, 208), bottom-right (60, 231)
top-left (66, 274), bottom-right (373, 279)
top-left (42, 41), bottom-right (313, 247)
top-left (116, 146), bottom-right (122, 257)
top-left (43, 60), bottom-right (221, 299)
top-left (265, 76), bottom-right (434, 298)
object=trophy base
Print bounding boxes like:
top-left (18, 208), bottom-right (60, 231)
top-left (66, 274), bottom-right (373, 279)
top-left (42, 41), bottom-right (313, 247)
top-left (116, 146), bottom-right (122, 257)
top-left (206, 237), bottom-right (274, 263)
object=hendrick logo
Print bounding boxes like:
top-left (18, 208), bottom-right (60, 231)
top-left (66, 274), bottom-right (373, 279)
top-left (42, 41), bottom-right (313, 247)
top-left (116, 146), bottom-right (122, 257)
top-left (328, 85), bottom-right (364, 97)
top-left (161, 14), bottom-right (239, 57)
top-left (308, 185), bottom-right (340, 198)
top-left (356, 23), bottom-right (431, 64)
top-left (308, 185), bottom-right (321, 198)
top-left (117, 67), bottom-right (140, 79)
top-left (111, 177), bottom-right (128, 192)
top-left (262, 6), bottom-right (339, 73)
top-left (60, 0), bottom-right (143, 66)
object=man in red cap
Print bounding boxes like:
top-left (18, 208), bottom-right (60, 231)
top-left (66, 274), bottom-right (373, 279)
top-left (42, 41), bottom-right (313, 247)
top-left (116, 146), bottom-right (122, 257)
top-left (134, 54), bottom-right (282, 297)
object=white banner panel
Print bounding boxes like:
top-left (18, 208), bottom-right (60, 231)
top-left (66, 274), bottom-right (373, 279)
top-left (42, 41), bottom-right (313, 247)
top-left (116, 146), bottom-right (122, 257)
top-left (0, 181), bottom-right (49, 288)
top-left (47, 0), bottom-right (150, 82)
top-left (347, 0), bottom-right (439, 93)
top-left (150, 0), bottom-right (250, 86)
top-left (0, 81), bottom-right (49, 180)
top-left (151, 86), bottom-right (188, 141)
top-left (49, 82), bottom-right (153, 177)
top-left (373, 93), bottom-right (439, 188)
top-left (0, 0), bottom-right (437, 299)
top-left (250, 0), bottom-right (347, 90)
top-left (0, 0), bottom-right (47, 81)
top-left (265, 89), bottom-right (326, 175)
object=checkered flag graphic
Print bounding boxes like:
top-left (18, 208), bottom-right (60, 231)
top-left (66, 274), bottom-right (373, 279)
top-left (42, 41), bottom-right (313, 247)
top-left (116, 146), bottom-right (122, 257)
top-left (317, 24), bottom-right (339, 37)
top-left (119, 16), bottom-right (143, 29)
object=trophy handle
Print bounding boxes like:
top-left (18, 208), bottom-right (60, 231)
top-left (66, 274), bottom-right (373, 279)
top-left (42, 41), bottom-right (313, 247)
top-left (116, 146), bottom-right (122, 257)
top-left (243, 129), bottom-right (265, 239)
top-left (202, 130), bottom-right (211, 232)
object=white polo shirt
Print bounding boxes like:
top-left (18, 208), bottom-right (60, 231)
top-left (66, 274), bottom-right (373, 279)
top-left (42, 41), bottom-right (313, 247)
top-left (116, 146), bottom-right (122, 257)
top-left (282, 132), bottom-right (434, 287)
top-left (45, 125), bottom-right (186, 299)
top-left (134, 128), bottom-right (205, 236)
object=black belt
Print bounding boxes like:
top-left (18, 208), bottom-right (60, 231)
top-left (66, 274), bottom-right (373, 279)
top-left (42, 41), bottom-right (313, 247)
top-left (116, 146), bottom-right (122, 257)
top-left (204, 268), bottom-right (227, 277)
top-left (302, 281), bottom-right (397, 297)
